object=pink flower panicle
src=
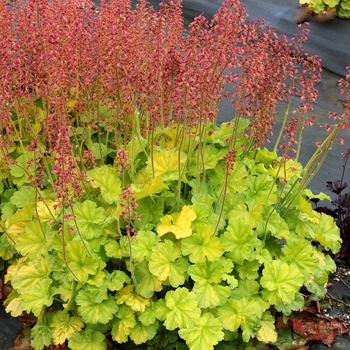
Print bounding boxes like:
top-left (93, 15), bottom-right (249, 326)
top-left (119, 185), bottom-right (140, 236)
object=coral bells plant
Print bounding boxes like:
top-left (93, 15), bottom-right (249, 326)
top-left (0, 0), bottom-right (349, 349)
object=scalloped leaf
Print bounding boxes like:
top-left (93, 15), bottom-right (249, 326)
top-left (132, 230), bottom-right (160, 262)
top-left (31, 321), bottom-right (52, 350)
top-left (163, 288), bottom-right (201, 330)
top-left (132, 179), bottom-right (169, 200)
top-left (281, 239), bottom-right (320, 283)
top-left (111, 304), bottom-right (136, 343)
top-left (220, 218), bottom-right (262, 265)
top-left (218, 297), bottom-right (265, 342)
top-left (146, 149), bottom-right (187, 182)
top-left (178, 313), bottom-right (224, 350)
top-left (193, 280), bottom-right (231, 308)
top-left (20, 278), bottom-right (55, 316)
top-left (76, 290), bottom-right (118, 324)
top-left (256, 311), bottom-right (278, 343)
top-left (156, 205), bottom-right (197, 239)
top-left (16, 221), bottom-right (51, 258)
top-left (149, 240), bottom-right (189, 287)
top-left (260, 260), bottom-right (304, 305)
top-left (129, 319), bottom-right (158, 345)
top-left (10, 186), bottom-right (35, 208)
top-left (87, 165), bottom-right (122, 204)
top-left (181, 224), bottom-right (224, 263)
top-left (134, 260), bottom-right (163, 298)
top-left (68, 328), bottom-right (107, 350)
top-left (311, 213), bottom-right (341, 253)
top-left (51, 311), bottom-right (84, 345)
top-left (66, 240), bottom-right (99, 283)
top-left (73, 200), bottom-right (105, 240)
top-left (116, 284), bottom-right (151, 312)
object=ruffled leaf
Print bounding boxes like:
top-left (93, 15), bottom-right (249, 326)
top-left (134, 261), bottom-right (163, 298)
top-left (87, 165), bottom-right (122, 205)
top-left (51, 311), bottom-right (84, 345)
top-left (73, 200), bottom-right (105, 240)
top-left (116, 284), bottom-right (151, 312)
top-left (156, 205), bottom-right (196, 239)
top-left (68, 328), bottom-right (107, 350)
top-left (181, 224), bottom-right (224, 263)
top-left (76, 290), bottom-right (118, 324)
top-left (178, 313), bottom-right (224, 350)
top-left (111, 304), bottom-right (136, 343)
top-left (132, 230), bottom-right (160, 262)
top-left (163, 288), bottom-right (201, 330)
top-left (260, 260), bottom-right (304, 305)
top-left (149, 240), bottom-right (189, 287)
top-left (220, 218), bottom-right (262, 265)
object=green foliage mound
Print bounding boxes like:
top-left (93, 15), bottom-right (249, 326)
top-left (0, 116), bottom-right (341, 349)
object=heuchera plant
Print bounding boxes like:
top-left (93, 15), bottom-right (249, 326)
top-left (0, 0), bottom-right (349, 349)
top-left (299, 0), bottom-right (350, 18)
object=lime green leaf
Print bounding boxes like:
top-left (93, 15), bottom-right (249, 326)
top-left (246, 173), bottom-right (278, 207)
top-left (104, 237), bottom-right (129, 259)
top-left (9, 152), bottom-right (36, 185)
top-left (220, 218), bottom-right (262, 265)
top-left (66, 240), bottom-right (99, 283)
top-left (188, 144), bottom-right (227, 176)
top-left (31, 321), bottom-right (52, 350)
top-left (11, 255), bottom-right (52, 292)
top-left (281, 239), bottom-right (320, 283)
top-left (256, 312), bottom-right (278, 343)
top-left (133, 197), bottom-right (164, 230)
top-left (228, 203), bottom-right (264, 229)
top-left (111, 304), bottom-right (136, 343)
top-left (311, 213), bottom-right (341, 253)
top-left (51, 311), bottom-right (84, 344)
top-left (188, 260), bottom-right (224, 283)
top-left (134, 261), bottom-right (163, 298)
top-left (35, 200), bottom-right (59, 222)
top-left (129, 319), bottom-right (158, 345)
top-left (73, 200), bottom-right (105, 240)
top-left (149, 240), bottom-right (189, 287)
top-left (302, 189), bottom-right (330, 202)
top-left (163, 288), bottom-right (201, 330)
top-left (217, 298), bottom-right (264, 341)
top-left (68, 328), bottom-right (107, 350)
top-left (181, 224), bottom-right (224, 263)
top-left (132, 230), bottom-right (160, 262)
top-left (324, 0), bottom-right (341, 7)
top-left (138, 301), bottom-right (157, 326)
top-left (87, 165), bottom-right (122, 204)
top-left (274, 292), bottom-right (305, 316)
top-left (132, 179), bottom-right (169, 200)
top-left (16, 221), bottom-right (51, 258)
top-left (236, 260), bottom-right (260, 280)
top-left (10, 186), bottom-right (35, 207)
top-left (76, 289), bottom-right (118, 324)
top-left (179, 313), bottom-right (224, 350)
top-left (211, 162), bottom-right (248, 194)
top-left (261, 210), bottom-right (290, 240)
top-left (260, 260), bottom-right (304, 305)
top-left (116, 285), bottom-right (151, 312)
top-left (91, 143), bottom-right (114, 160)
top-left (0, 234), bottom-right (17, 260)
top-left (5, 292), bottom-right (23, 317)
top-left (21, 278), bottom-right (55, 316)
top-left (157, 205), bottom-right (197, 239)
top-left (193, 280), bottom-right (231, 308)
top-left (146, 149), bottom-right (187, 182)
top-left (108, 270), bottom-right (130, 291)
top-left (231, 280), bottom-right (260, 299)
